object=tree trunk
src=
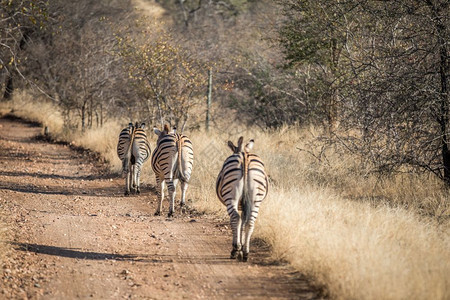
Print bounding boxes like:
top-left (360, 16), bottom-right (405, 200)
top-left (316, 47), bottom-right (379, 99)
top-left (88, 97), bottom-right (93, 129)
top-left (100, 104), bottom-right (103, 127)
top-left (81, 103), bottom-right (86, 132)
top-left (3, 75), bottom-right (13, 100)
top-left (432, 2), bottom-right (450, 185)
top-left (327, 37), bottom-right (340, 134)
top-left (178, 0), bottom-right (189, 27)
top-left (3, 28), bottom-right (31, 101)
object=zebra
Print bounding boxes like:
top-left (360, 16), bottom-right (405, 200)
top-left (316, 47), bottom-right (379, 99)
top-left (216, 136), bottom-right (268, 262)
top-left (152, 124), bottom-right (194, 217)
top-left (117, 122), bottom-right (151, 195)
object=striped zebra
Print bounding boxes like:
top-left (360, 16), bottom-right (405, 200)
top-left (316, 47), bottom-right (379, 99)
top-left (117, 122), bottom-right (151, 195)
top-left (152, 124), bottom-right (194, 217)
top-left (216, 136), bottom-right (268, 262)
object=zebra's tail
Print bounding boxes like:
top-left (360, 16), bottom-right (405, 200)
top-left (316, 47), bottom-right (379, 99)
top-left (175, 137), bottom-right (188, 183)
top-left (242, 182), bottom-right (252, 226)
top-left (122, 146), bottom-right (131, 174)
top-left (241, 154), bottom-right (252, 226)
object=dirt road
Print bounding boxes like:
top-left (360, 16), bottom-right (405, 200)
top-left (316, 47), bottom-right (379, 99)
top-left (0, 116), bottom-right (321, 299)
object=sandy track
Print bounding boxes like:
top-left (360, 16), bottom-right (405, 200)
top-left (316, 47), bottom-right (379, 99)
top-left (0, 116), bottom-right (321, 299)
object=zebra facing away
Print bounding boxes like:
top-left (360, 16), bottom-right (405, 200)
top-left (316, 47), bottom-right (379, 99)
top-left (117, 122), bottom-right (151, 195)
top-left (216, 136), bottom-right (268, 262)
top-left (152, 124), bottom-right (194, 217)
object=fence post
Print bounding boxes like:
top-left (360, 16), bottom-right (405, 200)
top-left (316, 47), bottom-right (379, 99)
top-left (206, 68), bottom-right (212, 131)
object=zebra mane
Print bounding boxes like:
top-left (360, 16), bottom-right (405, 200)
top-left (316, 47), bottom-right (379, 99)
top-left (163, 124), bottom-right (170, 133)
top-left (228, 137), bottom-right (255, 154)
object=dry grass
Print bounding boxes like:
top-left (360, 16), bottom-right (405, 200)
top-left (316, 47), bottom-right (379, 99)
top-left (258, 187), bottom-right (450, 300)
top-left (0, 91), bottom-right (123, 172)
top-left (188, 126), bottom-right (450, 300)
top-left (1, 91), bottom-right (64, 137)
top-left (1, 92), bottom-right (449, 299)
top-left (70, 122), bottom-right (123, 172)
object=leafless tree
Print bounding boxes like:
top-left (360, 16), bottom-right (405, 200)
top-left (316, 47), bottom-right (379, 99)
top-left (278, 0), bottom-right (450, 183)
top-left (0, 0), bottom-right (48, 100)
top-left (22, 0), bottom-right (136, 130)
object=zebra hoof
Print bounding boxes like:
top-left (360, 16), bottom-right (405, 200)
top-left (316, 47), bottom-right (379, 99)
top-left (242, 252), bottom-right (249, 262)
top-left (230, 249), bottom-right (239, 259)
top-left (136, 189), bottom-right (140, 195)
top-left (154, 211), bottom-right (161, 216)
top-left (167, 211), bottom-right (174, 218)
top-left (124, 191), bottom-right (130, 196)
top-left (237, 251), bottom-right (245, 261)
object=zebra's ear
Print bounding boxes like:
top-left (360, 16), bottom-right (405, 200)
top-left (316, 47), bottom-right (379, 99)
top-left (237, 136), bottom-right (244, 152)
top-left (245, 139), bottom-right (254, 152)
top-left (140, 122), bottom-right (146, 129)
top-left (154, 128), bottom-right (162, 136)
top-left (228, 141), bottom-right (237, 152)
top-left (128, 122), bottom-right (133, 128)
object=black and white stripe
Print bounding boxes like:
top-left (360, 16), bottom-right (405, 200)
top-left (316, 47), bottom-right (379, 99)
top-left (117, 122), bottom-right (151, 195)
top-left (216, 136), bottom-right (268, 261)
top-left (152, 124), bottom-right (194, 217)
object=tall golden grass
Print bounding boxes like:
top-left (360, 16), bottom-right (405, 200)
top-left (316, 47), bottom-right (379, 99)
top-left (188, 125), bottom-right (450, 300)
top-left (1, 91), bottom-right (449, 299)
top-left (259, 187), bottom-right (450, 299)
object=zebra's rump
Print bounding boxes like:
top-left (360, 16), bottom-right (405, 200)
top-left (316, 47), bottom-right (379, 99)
top-left (117, 127), bottom-right (133, 160)
top-left (216, 152), bottom-right (268, 207)
top-left (117, 125), bottom-right (151, 164)
top-left (152, 133), bottom-right (194, 181)
top-left (132, 129), bottom-right (151, 163)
